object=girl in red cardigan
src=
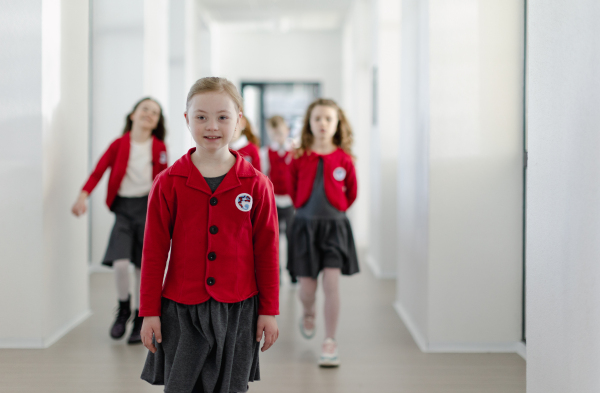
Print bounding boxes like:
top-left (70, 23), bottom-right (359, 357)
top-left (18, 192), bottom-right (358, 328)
top-left (287, 98), bottom-right (359, 368)
top-left (71, 97), bottom-right (168, 345)
top-left (139, 77), bottom-right (279, 393)
top-left (230, 114), bottom-right (262, 172)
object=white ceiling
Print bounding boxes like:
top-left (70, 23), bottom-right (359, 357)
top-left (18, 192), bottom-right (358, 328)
top-left (198, 0), bottom-right (354, 31)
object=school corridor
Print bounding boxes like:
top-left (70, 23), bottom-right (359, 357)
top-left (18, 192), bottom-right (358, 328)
top-left (0, 261), bottom-right (525, 392)
top-left (1, 0), bottom-right (600, 392)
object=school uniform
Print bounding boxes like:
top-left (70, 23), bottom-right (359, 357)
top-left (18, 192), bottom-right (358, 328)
top-left (231, 135), bottom-right (262, 172)
top-left (139, 148), bottom-right (279, 393)
top-left (287, 148), bottom-right (359, 278)
top-left (81, 132), bottom-right (168, 267)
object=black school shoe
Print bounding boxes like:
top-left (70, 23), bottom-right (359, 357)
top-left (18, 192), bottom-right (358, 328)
top-left (110, 296), bottom-right (132, 339)
top-left (127, 310), bottom-right (143, 344)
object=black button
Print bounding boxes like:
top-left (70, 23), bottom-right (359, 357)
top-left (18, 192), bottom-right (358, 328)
top-left (210, 197), bottom-right (218, 206)
top-left (207, 277), bottom-right (215, 286)
top-left (208, 252), bottom-right (216, 261)
top-left (209, 225), bottom-right (219, 234)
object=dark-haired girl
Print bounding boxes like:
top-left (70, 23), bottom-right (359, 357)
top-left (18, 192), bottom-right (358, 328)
top-left (71, 97), bottom-right (168, 344)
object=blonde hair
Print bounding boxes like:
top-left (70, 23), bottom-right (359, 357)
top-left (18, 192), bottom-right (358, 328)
top-left (297, 98), bottom-right (354, 158)
top-left (241, 115), bottom-right (260, 147)
top-left (268, 115), bottom-right (286, 129)
top-left (186, 77), bottom-right (243, 112)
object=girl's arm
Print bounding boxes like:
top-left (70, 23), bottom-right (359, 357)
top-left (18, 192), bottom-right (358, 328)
top-left (81, 139), bottom-right (119, 195)
top-left (345, 159), bottom-right (358, 208)
top-left (139, 177), bottom-right (173, 317)
top-left (252, 179), bottom-right (280, 316)
top-left (288, 157), bottom-right (299, 204)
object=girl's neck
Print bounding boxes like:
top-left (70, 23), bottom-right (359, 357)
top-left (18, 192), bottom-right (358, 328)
top-left (130, 124), bottom-right (153, 143)
top-left (311, 139), bottom-right (337, 155)
top-left (191, 145), bottom-right (236, 177)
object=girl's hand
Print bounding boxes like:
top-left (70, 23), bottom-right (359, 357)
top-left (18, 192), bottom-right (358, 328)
top-left (256, 315), bottom-right (279, 352)
top-left (141, 316), bottom-right (162, 353)
top-left (71, 192), bottom-right (89, 217)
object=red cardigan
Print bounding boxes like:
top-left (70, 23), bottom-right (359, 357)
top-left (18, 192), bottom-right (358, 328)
top-left (268, 148), bottom-right (293, 196)
top-left (139, 149), bottom-right (280, 317)
top-left (82, 132), bottom-right (168, 210)
top-left (290, 148), bottom-right (357, 212)
top-left (236, 143), bottom-right (262, 172)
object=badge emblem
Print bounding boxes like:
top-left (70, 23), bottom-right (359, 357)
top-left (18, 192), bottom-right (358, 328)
top-left (333, 167), bottom-right (346, 181)
top-left (243, 156), bottom-right (253, 164)
top-left (159, 151), bottom-right (167, 165)
top-left (235, 193), bottom-right (253, 212)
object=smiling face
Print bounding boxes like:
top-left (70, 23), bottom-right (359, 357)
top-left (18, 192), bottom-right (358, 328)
top-left (309, 105), bottom-right (339, 144)
top-left (185, 91), bottom-right (242, 153)
top-left (130, 99), bottom-right (161, 131)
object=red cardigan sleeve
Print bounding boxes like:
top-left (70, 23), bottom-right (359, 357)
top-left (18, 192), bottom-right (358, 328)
top-left (251, 177), bottom-right (280, 315)
top-left (344, 158), bottom-right (358, 208)
top-left (289, 156), bottom-right (299, 204)
top-left (251, 145), bottom-right (262, 172)
top-left (139, 175), bottom-right (174, 317)
top-left (82, 139), bottom-right (119, 194)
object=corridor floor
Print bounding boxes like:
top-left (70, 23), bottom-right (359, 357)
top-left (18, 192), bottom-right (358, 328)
top-left (0, 265), bottom-right (525, 392)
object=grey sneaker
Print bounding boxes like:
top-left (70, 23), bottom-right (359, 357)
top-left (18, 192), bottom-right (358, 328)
top-left (299, 314), bottom-right (316, 339)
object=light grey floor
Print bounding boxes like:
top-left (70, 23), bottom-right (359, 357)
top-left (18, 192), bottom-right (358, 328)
top-left (0, 264), bottom-right (525, 392)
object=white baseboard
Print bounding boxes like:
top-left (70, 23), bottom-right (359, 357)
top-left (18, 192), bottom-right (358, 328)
top-left (516, 341), bottom-right (526, 360)
top-left (365, 254), bottom-right (397, 279)
top-left (394, 301), bottom-right (525, 358)
top-left (0, 309), bottom-right (92, 349)
top-left (393, 301), bottom-right (428, 351)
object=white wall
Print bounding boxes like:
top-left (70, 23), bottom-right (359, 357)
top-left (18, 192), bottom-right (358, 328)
top-left (341, 0), bottom-right (373, 250)
top-left (216, 29), bottom-right (342, 102)
top-left (89, 0), bottom-right (145, 268)
top-left (527, 1), bottom-right (600, 391)
top-left (0, 0), bottom-right (90, 348)
top-left (396, 0), bottom-right (525, 351)
top-left (366, 0), bottom-right (401, 278)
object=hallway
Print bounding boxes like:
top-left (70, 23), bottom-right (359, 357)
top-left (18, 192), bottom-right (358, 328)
top-left (0, 262), bottom-right (525, 393)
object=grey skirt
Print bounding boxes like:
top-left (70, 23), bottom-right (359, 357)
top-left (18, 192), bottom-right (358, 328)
top-left (287, 216), bottom-right (360, 279)
top-left (141, 296), bottom-right (260, 393)
top-left (103, 195), bottom-right (148, 268)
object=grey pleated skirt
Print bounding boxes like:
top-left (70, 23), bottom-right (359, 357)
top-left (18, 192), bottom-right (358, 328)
top-left (287, 216), bottom-right (360, 279)
top-left (141, 296), bottom-right (260, 393)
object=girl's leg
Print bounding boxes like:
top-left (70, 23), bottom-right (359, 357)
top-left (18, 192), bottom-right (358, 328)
top-left (113, 259), bottom-right (131, 301)
top-left (321, 268), bottom-right (341, 340)
top-left (299, 277), bottom-right (318, 329)
top-left (133, 267), bottom-right (141, 309)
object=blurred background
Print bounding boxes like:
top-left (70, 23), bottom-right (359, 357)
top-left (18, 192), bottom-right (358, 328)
top-left (1, 0), bottom-right (600, 392)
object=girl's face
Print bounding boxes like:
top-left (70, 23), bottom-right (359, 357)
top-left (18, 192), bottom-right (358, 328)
top-left (185, 92), bottom-right (242, 153)
top-left (309, 105), bottom-right (339, 143)
top-left (232, 116), bottom-right (247, 141)
top-left (268, 124), bottom-right (289, 145)
top-left (130, 99), bottom-right (161, 130)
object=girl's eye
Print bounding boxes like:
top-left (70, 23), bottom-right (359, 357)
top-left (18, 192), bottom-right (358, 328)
top-left (197, 116), bottom-right (205, 120)
top-left (220, 116), bottom-right (228, 120)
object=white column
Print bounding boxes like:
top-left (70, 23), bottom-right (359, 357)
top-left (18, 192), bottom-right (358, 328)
top-left (0, 0), bottom-right (90, 348)
top-left (527, 1), bottom-right (600, 391)
top-left (396, 0), bottom-right (525, 352)
top-left (366, 0), bottom-right (401, 278)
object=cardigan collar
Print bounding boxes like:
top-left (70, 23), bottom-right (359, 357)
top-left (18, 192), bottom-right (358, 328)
top-left (169, 148), bottom-right (256, 195)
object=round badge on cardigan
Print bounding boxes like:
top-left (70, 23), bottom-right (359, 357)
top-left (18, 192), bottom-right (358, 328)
top-left (159, 151), bottom-right (167, 164)
top-left (235, 193), bottom-right (253, 212)
top-left (243, 156), bottom-right (253, 164)
top-left (333, 167), bottom-right (346, 181)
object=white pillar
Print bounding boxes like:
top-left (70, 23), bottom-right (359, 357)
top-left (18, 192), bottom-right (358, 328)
top-left (395, 0), bottom-right (525, 352)
top-left (527, 1), bottom-right (600, 391)
top-left (0, 0), bottom-right (90, 348)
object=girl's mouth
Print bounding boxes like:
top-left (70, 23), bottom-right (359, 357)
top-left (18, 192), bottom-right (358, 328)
top-left (204, 136), bottom-right (221, 140)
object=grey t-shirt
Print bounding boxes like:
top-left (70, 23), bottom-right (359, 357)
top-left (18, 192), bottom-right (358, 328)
top-left (204, 174), bottom-right (227, 193)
